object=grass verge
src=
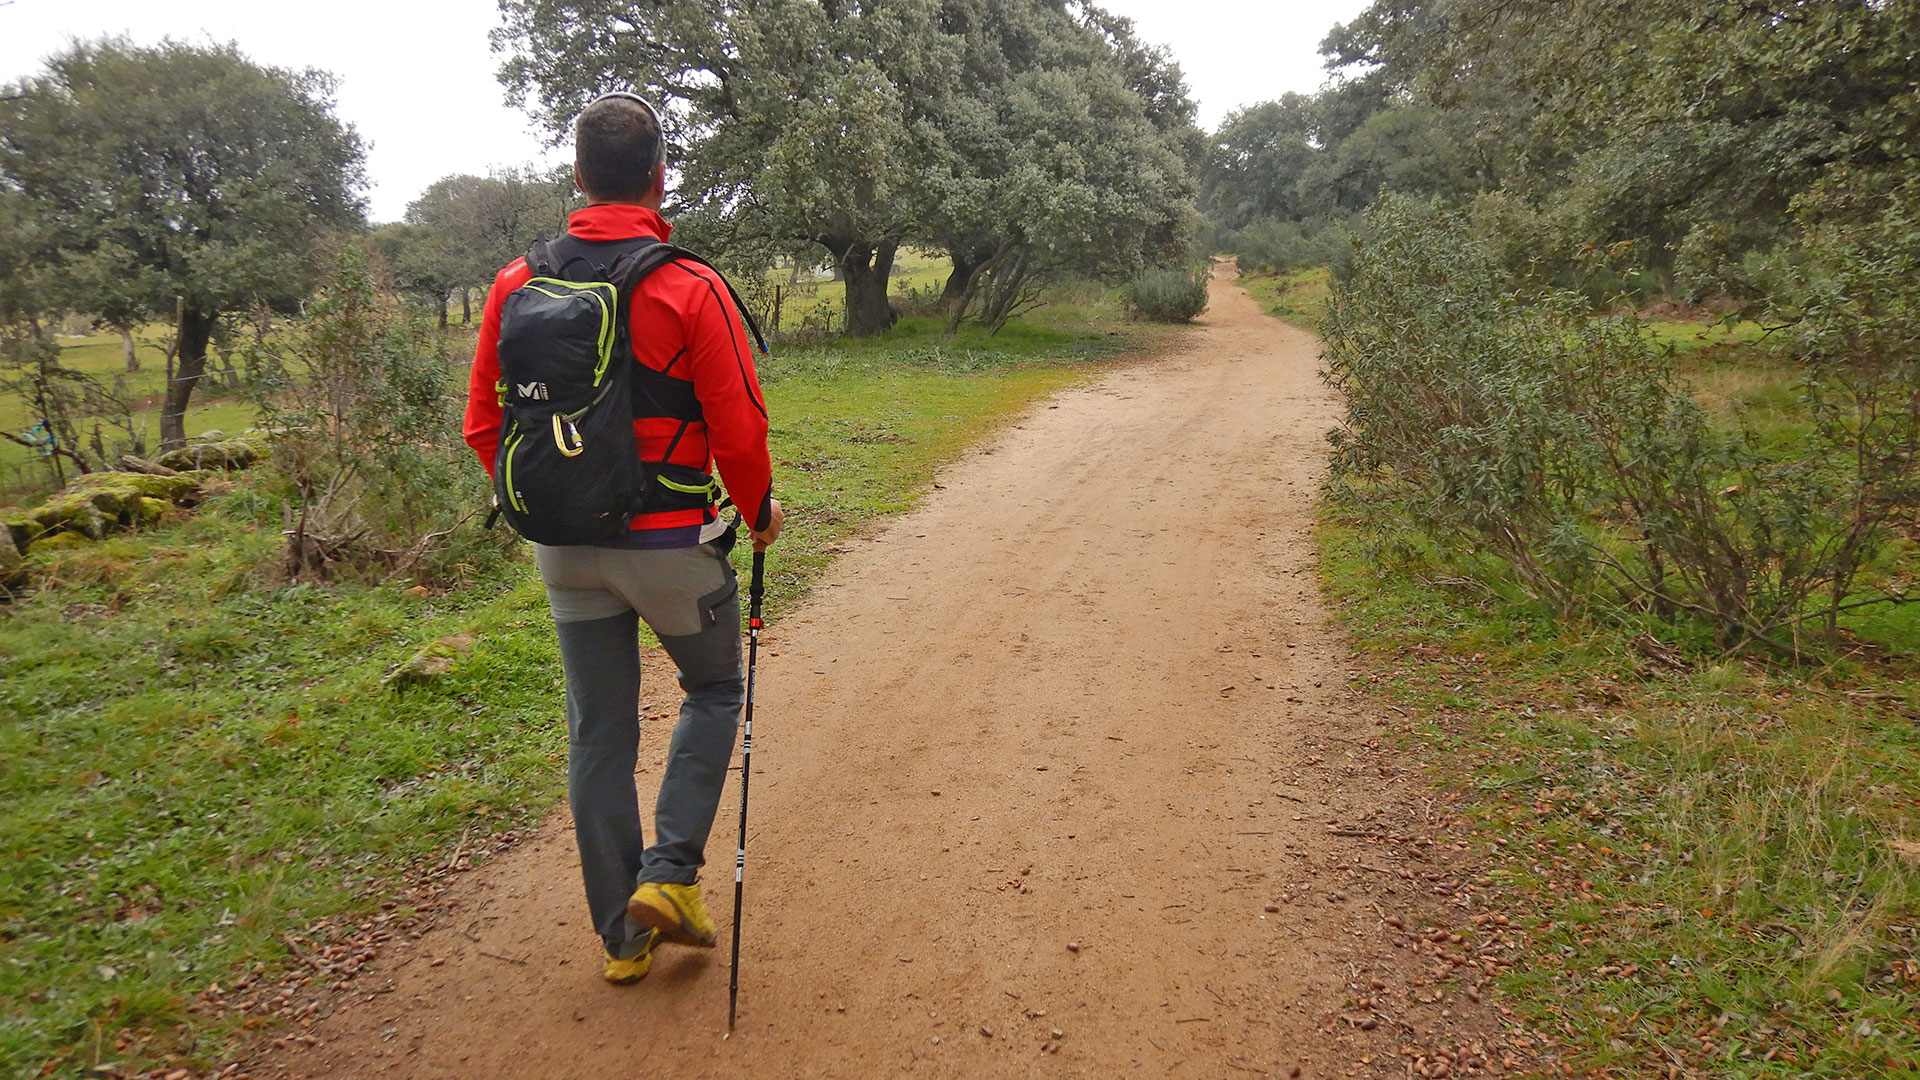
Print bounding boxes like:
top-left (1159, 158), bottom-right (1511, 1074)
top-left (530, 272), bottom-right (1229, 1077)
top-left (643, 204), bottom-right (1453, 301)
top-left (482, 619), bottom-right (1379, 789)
top-left (1319, 510), bottom-right (1920, 1078)
top-left (1237, 266), bottom-right (1330, 332)
top-left (0, 304), bottom-right (1163, 1078)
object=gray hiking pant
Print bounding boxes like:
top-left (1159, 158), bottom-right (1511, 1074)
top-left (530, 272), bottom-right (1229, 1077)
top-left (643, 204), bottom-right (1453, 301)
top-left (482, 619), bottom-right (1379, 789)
top-left (535, 541), bottom-right (743, 959)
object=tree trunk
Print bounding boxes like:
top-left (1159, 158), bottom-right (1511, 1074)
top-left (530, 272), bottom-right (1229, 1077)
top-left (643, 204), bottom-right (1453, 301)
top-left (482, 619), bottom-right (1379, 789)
top-left (941, 255), bottom-right (980, 312)
top-left (461, 287), bottom-right (472, 325)
top-left (836, 239), bottom-right (898, 337)
top-left (946, 240), bottom-right (1007, 331)
top-left (119, 326), bottom-right (139, 373)
top-left (980, 246), bottom-right (1035, 333)
top-left (946, 269), bottom-right (984, 333)
top-left (438, 293), bottom-right (449, 330)
top-left (25, 341), bottom-right (69, 484)
top-left (159, 307), bottom-right (215, 451)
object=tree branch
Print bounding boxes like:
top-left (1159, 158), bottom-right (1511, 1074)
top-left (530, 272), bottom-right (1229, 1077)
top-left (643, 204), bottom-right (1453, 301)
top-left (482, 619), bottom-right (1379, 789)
top-left (0, 430), bottom-right (92, 474)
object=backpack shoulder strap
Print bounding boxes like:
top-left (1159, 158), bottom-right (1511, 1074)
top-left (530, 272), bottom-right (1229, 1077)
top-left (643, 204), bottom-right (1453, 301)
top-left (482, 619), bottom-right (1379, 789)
top-left (618, 245), bottom-right (770, 355)
top-left (529, 233), bottom-right (659, 284)
top-left (610, 238), bottom-right (677, 292)
top-left (524, 237), bottom-right (560, 279)
top-left (608, 238), bottom-right (674, 333)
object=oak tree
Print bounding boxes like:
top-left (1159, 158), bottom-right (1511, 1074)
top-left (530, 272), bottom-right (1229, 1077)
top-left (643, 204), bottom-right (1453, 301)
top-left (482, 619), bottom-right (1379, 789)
top-left (496, 0), bottom-right (1198, 336)
top-left (498, 0), bottom-right (943, 336)
top-left (403, 167), bottom-right (576, 321)
top-left (0, 38), bottom-right (365, 448)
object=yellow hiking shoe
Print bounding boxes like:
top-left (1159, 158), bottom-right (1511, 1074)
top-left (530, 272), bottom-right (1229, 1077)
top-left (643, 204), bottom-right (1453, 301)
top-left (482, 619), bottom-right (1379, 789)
top-left (602, 929), bottom-right (659, 984)
top-left (627, 881), bottom-right (718, 947)
top-left (602, 949), bottom-right (651, 984)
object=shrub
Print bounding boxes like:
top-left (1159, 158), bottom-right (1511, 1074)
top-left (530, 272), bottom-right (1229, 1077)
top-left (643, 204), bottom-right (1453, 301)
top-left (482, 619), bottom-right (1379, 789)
top-left (1224, 216), bottom-right (1355, 276)
top-left (0, 323), bottom-right (146, 489)
top-left (1122, 264), bottom-right (1209, 323)
top-left (245, 249), bottom-right (503, 583)
top-left (1324, 196), bottom-right (1916, 654)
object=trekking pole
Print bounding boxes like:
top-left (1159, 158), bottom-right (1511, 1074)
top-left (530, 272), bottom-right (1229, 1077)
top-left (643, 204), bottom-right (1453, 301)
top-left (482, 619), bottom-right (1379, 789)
top-left (728, 548), bottom-right (765, 1031)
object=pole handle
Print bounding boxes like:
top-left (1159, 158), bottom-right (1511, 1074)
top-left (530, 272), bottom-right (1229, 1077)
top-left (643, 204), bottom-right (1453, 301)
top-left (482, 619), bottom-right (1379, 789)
top-left (749, 548), bottom-right (765, 614)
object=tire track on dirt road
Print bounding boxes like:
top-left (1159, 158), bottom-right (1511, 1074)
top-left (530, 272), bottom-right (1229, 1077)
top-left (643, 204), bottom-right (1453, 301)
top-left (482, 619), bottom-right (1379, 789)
top-left (259, 263), bottom-right (1510, 1079)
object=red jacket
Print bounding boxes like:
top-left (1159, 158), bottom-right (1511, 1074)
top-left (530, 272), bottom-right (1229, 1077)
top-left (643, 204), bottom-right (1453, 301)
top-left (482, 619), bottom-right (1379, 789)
top-left (464, 204), bottom-right (774, 538)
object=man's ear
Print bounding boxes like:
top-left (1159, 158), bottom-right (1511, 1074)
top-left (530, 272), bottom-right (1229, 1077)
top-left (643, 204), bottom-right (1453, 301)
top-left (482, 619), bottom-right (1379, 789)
top-left (649, 162), bottom-right (667, 202)
top-left (573, 165), bottom-right (588, 198)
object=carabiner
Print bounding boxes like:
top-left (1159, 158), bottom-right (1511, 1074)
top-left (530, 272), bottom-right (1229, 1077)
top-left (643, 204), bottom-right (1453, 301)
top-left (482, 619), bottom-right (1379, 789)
top-left (552, 414), bottom-right (586, 457)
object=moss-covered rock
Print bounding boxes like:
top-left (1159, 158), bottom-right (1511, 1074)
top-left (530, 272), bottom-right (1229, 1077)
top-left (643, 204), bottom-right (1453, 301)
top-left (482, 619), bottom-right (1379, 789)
top-left (28, 494), bottom-right (109, 540)
top-left (27, 530), bottom-right (92, 553)
top-left (0, 523), bottom-right (19, 575)
top-left (155, 430), bottom-right (269, 472)
top-left (21, 470), bottom-right (202, 548)
top-left (383, 634), bottom-right (476, 690)
top-left (134, 497), bottom-right (169, 526)
top-left (67, 470), bottom-right (201, 505)
top-left (157, 438), bottom-right (258, 471)
top-left (2, 515), bottom-right (45, 553)
top-left (8, 448), bottom-right (239, 557)
top-left (79, 487), bottom-right (127, 516)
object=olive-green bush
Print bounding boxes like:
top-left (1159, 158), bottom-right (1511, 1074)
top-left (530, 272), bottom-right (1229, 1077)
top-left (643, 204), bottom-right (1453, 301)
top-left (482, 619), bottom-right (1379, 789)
top-left (1121, 264), bottom-right (1209, 323)
top-left (1324, 196), bottom-right (1915, 653)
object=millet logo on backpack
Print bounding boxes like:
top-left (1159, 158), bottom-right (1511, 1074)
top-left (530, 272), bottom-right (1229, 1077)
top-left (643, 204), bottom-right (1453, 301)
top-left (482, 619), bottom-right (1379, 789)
top-left (516, 381), bottom-right (549, 401)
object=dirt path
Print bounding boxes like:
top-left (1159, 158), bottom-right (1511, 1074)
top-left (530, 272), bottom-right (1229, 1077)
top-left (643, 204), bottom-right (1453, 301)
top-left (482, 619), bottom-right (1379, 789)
top-left (259, 265), bottom-right (1507, 1079)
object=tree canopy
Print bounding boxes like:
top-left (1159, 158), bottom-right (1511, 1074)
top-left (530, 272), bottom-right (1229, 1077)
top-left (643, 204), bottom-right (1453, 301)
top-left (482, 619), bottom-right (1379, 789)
top-left (395, 167), bottom-right (575, 324)
top-left (0, 38), bottom-right (365, 447)
top-left (495, 0), bottom-right (1199, 335)
top-left (1410, 0), bottom-right (1920, 297)
top-left (1204, 0), bottom-right (1919, 305)
top-left (923, 0), bottom-right (1198, 329)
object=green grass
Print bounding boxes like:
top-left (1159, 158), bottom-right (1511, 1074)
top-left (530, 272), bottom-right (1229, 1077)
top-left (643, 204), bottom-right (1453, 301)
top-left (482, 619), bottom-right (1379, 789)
top-left (6, 396), bottom-right (267, 503)
top-left (0, 299), bottom-right (1162, 1078)
top-left (1645, 319), bottom-right (1788, 409)
top-left (1319, 306), bottom-right (1920, 1077)
top-left (1318, 510), bottom-right (1920, 1078)
top-left (1, 330), bottom-right (170, 411)
top-left (1641, 317), bottom-right (1828, 459)
top-left (761, 247), bottom-right (953, 334)
top-left (0, 326), bottom-right (255, 496)
top-left (1643, 318), bottom-right (1767, 354)
top-left (1235, 265), bottom-right (1330, 332)
top-left (4, 251), bottom-right (955, 495)
top-left (0, 327), bottom-right (177, 440)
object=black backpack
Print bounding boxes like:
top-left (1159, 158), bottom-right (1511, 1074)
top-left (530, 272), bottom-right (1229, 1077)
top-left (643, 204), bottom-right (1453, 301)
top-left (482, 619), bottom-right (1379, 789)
top-left (489, 235), bottom-right (764, 545)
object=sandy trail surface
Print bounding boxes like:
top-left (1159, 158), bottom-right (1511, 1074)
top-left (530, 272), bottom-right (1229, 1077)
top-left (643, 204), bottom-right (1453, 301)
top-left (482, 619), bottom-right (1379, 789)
top-left (261, 265), bottom-right (1501, 1079)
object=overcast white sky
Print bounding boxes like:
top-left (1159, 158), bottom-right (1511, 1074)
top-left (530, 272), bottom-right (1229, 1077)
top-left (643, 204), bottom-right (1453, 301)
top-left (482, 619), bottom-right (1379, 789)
top-left (0, 0), bottom-right (1370, 223)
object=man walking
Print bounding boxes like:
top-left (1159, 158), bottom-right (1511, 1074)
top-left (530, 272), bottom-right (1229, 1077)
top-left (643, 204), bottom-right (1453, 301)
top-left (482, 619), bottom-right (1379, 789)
top-left (463, 91), bottom-right (783, 984)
